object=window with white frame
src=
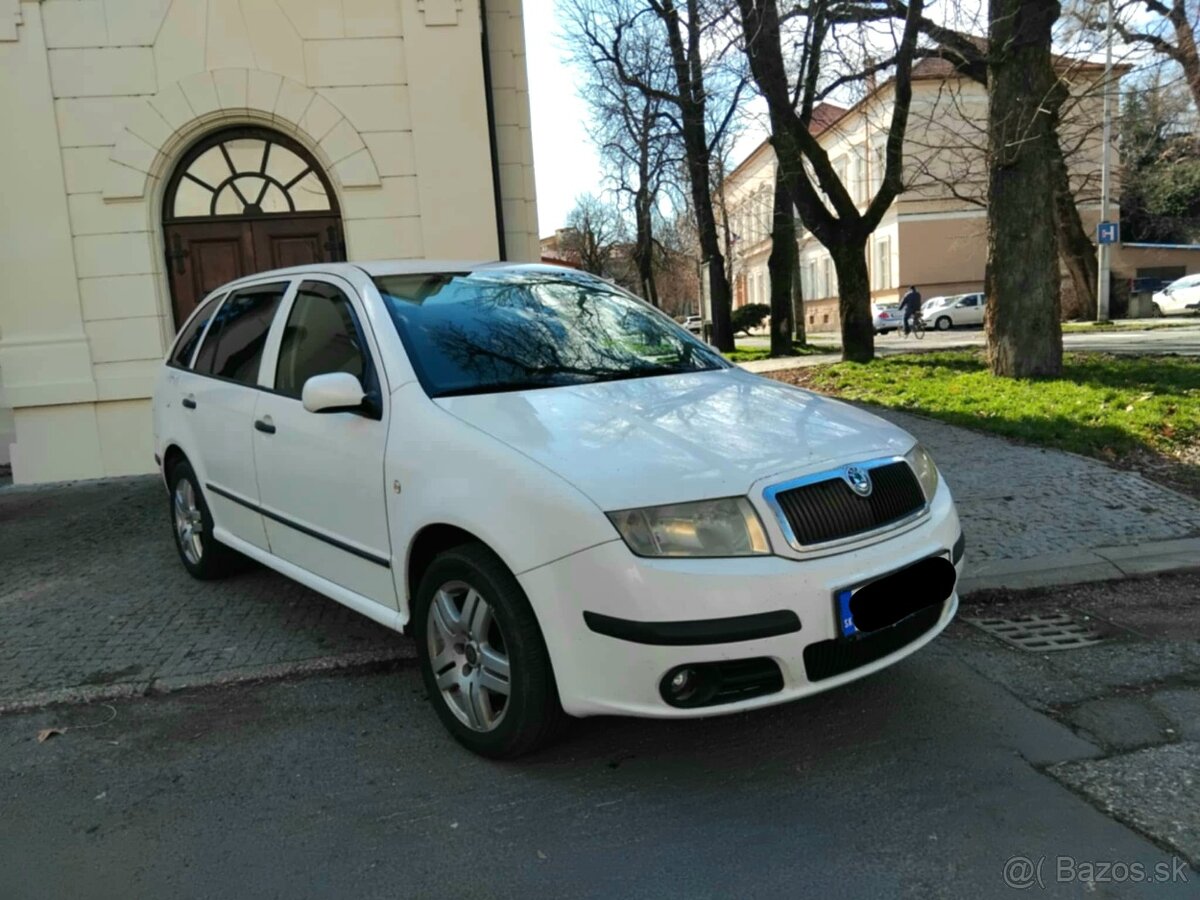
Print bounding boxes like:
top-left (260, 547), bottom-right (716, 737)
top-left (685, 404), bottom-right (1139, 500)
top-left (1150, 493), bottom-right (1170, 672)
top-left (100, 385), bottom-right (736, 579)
top-left (874, 237), bottom-right (892, 290)
top-left (832, 155), bottom-right (849, 194)
top-left (871, 140), bottom-right (886, 195)
top-left (819, 258), bottom-right (835, 298)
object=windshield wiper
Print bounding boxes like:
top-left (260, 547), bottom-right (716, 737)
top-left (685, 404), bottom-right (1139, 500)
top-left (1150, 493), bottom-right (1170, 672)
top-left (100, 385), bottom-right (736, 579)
top-left (585, 364), bottom-right (719, 384)
top-left (432, 380), bottom-right (567, 398)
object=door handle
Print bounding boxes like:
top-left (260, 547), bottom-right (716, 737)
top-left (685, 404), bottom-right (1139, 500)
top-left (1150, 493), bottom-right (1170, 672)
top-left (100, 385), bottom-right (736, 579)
top-left (254, 417), bottom-right (276, 435)
top-left (182, 396), bottom-right (196, 410)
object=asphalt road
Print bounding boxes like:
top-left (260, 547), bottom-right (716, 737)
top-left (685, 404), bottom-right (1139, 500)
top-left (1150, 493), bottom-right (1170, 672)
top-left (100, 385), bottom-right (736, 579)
top-left (2, 638), bottom-right (1193, 900)
top-left (875, 323), bottom-right (1200, 357)
top-left (741, 323), bottom-right (1200, 361)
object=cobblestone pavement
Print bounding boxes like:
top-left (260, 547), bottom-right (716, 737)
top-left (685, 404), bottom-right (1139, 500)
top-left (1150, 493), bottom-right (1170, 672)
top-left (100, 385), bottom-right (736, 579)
top-left (0, 476), bottom-right (408, 711)
top-left (883, 409), bottom-right (1200, 565)
top-left (2, 409), bottom-right (1199, 711)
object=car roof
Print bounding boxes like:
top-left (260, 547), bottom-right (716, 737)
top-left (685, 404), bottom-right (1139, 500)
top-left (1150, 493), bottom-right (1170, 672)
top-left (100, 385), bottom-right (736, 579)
top-left (216, 260), bottom-right (582, 290)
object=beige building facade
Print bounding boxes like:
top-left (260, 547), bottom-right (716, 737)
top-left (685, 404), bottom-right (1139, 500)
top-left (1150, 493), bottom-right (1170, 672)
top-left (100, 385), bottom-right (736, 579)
top-left (718, 58), bottom-right (1196, 333)
top-left (0, 0), bottom-right (539, 483)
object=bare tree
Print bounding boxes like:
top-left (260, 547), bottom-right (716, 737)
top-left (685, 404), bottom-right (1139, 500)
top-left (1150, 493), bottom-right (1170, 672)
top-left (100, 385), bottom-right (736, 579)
top-left (893, 9), bottom-right (1105, 319)
top-left (901, 47), bottom-right (1107, 318)
top-left (1081, 0), bottom-right (1200, 111)
top-left (766, 175), bottom-right (801, 354)
top-left (565, 3), bottom-right (681, 307)
top-left (735, 0), bottom-right (927, 362)
top-left (571, 0), bottom-right (747, 351)
top-left (986, 0), bottom-right (1065, 376)
top-left (562, 194), bottom-right (627, 275)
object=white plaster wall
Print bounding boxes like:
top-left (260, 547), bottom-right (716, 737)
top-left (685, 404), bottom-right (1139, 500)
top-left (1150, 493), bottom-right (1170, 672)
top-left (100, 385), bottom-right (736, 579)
top-left (0, 0), bottom-right (539, 483)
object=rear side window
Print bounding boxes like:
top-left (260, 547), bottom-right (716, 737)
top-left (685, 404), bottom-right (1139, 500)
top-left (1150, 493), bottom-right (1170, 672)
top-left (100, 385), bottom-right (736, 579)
top-left (193, 282), bottom-right (288, 385)
top-left (170, 293), bottom-right (226, 369)
top-left (274, 281), bottom-right (367, 399)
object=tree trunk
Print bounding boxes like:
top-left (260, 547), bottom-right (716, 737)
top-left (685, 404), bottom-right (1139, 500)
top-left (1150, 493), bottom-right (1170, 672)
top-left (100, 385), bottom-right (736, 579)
top-left (634, 187), bottom-right (659, 307)
top-left (767, 175), bottom-right (796, 356)
top-left (830, 243), bottom-right (874, 363)
top-left (655, 0), bottom-right (733, 352)
top-left (1051, 138), bottom-right (1098, 319)
top-left (1169, 0), bottom-right (1200, 112)
top-left (985, 0), bottom-right (1064, 377)
top-left (699, 204), bottom-right (734, 351)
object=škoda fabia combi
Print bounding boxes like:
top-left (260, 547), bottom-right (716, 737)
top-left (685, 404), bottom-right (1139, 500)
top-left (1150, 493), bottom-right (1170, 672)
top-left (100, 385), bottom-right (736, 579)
top-left (154, 262), bottom-right (963, 757)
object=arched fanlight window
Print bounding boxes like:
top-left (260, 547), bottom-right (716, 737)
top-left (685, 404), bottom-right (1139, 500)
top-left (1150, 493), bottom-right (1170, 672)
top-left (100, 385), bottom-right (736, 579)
top-left (164, 127), bottom-right (338, 222)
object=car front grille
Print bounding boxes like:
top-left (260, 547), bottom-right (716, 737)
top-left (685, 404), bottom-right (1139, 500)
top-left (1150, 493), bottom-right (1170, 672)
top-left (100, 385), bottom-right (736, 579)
top-left (769, 460), bottom-right (926, 548)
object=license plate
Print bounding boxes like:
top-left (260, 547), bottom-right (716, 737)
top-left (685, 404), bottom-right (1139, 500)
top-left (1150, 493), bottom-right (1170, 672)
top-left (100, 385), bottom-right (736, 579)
top-left (835, 587), bottom-right (860, 638)
top-left (834, 553), bottom-right (956, 639)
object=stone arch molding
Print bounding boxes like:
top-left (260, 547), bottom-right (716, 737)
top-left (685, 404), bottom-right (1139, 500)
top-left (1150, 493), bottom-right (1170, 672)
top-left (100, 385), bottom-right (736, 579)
top-left (103, 69), bottom-right (381, 202)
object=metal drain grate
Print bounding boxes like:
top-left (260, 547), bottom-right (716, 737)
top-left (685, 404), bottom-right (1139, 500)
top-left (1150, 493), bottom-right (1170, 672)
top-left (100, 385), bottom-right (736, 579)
top-left (966, 613), bottom-right (1110, 651)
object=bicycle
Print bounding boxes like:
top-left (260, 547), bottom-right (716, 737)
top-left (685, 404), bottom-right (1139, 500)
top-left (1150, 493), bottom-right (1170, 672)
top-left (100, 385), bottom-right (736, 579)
top-left (902, 312), bottom-right (926, 339)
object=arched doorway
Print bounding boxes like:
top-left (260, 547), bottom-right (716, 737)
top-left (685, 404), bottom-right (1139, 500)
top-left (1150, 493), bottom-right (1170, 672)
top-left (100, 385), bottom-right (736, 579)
top-left (162, 126), bottom-right (346, 329)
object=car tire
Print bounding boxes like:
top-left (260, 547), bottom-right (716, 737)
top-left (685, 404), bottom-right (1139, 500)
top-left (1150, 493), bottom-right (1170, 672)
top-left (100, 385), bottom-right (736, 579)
top-left (935, 316), bottom-right (952, 331)
top-left (1151, 302), bottom-right (1163, 318)
top-left (414, 541), bottom-right (567, 758)
top-left (166, 459), bottom-right (244, 580)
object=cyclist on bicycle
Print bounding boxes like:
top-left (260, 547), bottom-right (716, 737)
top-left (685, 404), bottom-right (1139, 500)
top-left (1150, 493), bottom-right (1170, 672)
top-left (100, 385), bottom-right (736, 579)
top-left (900, 285), bottom-right (922, 337)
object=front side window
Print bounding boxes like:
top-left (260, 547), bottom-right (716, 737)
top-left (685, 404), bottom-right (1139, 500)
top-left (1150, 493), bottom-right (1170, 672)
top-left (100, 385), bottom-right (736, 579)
top-left (275, 281), bottom-right (367, 399)
top-left (193, 282), bottom-right (287, 384)
top-left (374, 268), bottom-right (728, 398)
top-left (170, 293), bottom-right (226, 369)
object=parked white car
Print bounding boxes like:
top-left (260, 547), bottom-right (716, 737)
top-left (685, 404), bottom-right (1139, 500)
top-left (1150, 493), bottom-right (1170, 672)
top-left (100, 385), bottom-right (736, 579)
top-left (682, 314), bottom-right (704, 334)
top-left (872, 304), bottom-right (901, 334)
top-left (921, 296), bottom-right (951, 316)
top-left (153, 262), bottom-right (963, 757)
top-left (928, 292), bottom-right (986, 330)
top-left (1152, 274), bottom-right (1200, 316)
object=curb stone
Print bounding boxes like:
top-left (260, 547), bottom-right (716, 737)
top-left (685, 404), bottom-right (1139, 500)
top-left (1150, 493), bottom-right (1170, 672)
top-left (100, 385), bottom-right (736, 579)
top-left (0, 644), bottom-right (417, 717)
top-left (959, 537), bottom-right (1200, 595)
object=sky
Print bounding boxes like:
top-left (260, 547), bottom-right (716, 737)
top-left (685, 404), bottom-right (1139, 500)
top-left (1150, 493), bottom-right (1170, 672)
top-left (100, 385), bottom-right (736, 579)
top-left (522, 0), bottom-right (603, 237)
top-left (522, 0), bottom-right (772, 236)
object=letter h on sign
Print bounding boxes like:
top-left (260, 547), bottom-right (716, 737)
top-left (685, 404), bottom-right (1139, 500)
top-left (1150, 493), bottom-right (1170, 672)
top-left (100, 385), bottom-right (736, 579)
top-left (1097, 222), bottom-right (1120, 245)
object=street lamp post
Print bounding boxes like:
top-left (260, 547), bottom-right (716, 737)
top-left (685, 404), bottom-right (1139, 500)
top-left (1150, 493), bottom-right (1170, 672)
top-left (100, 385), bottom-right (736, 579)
top-left (1096, 0), bottom-right (1115, 322)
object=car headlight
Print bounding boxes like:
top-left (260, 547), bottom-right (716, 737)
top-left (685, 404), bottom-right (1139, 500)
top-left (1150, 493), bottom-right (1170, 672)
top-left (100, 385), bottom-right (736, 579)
top-left (607, 497), bottom-right (771, 558)
top-left (905, 443), bottom-right (940, 500)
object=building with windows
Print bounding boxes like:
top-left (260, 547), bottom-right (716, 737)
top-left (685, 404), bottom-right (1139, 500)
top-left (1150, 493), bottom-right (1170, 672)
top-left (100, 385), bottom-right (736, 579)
top-left (0, 0), bottom-right (539, 483)
top-left (716, 54), bottom-right (1198, 334)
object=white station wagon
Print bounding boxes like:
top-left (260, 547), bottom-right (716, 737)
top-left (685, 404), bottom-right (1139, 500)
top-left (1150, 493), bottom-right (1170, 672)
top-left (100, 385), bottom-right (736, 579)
top-left (153, 262), bottom-right (964, 757)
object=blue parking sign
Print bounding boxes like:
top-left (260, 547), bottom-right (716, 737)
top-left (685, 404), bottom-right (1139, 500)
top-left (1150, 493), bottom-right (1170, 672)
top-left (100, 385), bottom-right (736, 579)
top-left (1097, 221), bottom-right (1119, 244)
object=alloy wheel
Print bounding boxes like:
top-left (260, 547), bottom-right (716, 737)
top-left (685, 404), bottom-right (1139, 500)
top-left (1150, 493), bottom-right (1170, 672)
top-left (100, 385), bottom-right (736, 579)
top-left (426, 580), bottom-right (511, 732)
top-left (173, 479), bottom-right (204, 566)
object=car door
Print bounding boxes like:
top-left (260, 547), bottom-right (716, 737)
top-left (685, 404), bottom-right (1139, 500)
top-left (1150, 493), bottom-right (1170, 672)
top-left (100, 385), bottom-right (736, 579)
top-left (1168, 276), bottom-right (1200, 312)
top-left (252, 277), bottom-right (396, 608)
top-left (957, 294), bottom-right (982, 326)
top-left (187, 280), bottom-right (290, 551)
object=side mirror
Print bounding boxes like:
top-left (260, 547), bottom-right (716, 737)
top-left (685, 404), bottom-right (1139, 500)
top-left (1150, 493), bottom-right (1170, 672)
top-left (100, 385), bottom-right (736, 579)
top-left (302, 372), bottom-right (366, 414)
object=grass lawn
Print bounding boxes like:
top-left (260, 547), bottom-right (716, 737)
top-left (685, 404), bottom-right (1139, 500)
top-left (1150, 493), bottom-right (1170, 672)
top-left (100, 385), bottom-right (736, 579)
top-left (724, 341), bottom-right (837, 363)
top-left (768, 350), bottom-right (1200, 496)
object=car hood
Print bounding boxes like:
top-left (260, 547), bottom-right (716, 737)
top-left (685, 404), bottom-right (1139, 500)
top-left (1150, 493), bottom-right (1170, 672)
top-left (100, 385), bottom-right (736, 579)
top-left (434, 368), bottom-right (916, 511)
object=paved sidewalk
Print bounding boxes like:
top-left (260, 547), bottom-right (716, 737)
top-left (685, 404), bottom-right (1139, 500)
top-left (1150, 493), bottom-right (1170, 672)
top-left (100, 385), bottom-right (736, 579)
top-left (0, 477), bottom-right (408, 713)
top-left (2, 410), bottom-right (1199, 712)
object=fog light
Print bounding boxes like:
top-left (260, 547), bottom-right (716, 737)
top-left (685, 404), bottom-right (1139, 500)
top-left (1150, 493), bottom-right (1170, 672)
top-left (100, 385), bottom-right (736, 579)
top-left (661, 665), bottom-right (706, 706)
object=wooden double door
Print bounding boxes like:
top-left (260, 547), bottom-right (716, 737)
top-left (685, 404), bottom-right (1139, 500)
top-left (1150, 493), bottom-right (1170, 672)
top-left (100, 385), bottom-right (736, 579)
top-left (165, 215), bottom-right (345, 329)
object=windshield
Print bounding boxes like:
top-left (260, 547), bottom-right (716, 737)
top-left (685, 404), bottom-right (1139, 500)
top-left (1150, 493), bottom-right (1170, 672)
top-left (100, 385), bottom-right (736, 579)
top-left (374, 268), bottom-right (729, 398)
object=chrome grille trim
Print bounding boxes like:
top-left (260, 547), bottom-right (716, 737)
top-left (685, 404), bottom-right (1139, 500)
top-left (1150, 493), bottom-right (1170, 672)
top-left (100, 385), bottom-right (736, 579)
top-left (762, 455), bottom-right (930, 554)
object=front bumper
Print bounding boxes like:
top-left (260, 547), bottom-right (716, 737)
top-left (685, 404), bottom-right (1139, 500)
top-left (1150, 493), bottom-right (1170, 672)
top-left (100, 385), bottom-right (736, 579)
top-left (518, 486), bottom-right (962, 718)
